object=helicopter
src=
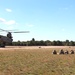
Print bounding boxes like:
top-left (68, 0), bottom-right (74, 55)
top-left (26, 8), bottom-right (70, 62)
top-left (0, 28), bottom-right (29, 47)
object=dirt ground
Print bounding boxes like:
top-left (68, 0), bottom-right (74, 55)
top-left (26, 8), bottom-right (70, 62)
top-left (0, 46), bottom-right (74, 50)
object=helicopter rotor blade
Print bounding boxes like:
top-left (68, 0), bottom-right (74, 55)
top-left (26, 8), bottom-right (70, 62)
top-left (11, 31), bottom-right (30, 33)
top-left (0, 28), bottom-right (18, 32)
top-left (0, 28), bottom-right (30, 33)
top-left (0, 28), bottom-right (8, 32)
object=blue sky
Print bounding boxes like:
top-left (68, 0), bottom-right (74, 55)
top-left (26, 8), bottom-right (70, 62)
top-left (0, 0), bottom-right (75, 41)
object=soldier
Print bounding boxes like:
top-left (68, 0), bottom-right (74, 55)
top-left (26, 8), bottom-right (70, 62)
top-left (52, 50), bottom-right (57, 54)
top-left (65, 50), bottom-right (69, 54)
top-left (70, 50), bottom-right (74, 54)
top-left (59, 49), bottom-right (64, 54)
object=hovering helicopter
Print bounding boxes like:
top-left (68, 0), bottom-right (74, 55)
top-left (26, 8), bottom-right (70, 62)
top-left (0, 28), bottom-right (29, 47)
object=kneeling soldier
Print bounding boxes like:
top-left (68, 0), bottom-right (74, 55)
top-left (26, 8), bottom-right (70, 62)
top-left (70, 50), bottom-right (74, 54)
top-left (52, 50), bottom-right (57, 54)
top-left (65, 50), bottom-right (69, 54)
top-left (59, 49), bottom-right (64, 54)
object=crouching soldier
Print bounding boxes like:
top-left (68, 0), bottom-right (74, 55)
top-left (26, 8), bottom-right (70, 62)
top-left (70, 50), bottom-right (74, 54)
top-left (52, 50), bottom-right (57, 54)
top-left (65, 50), bottom-right (69, 54)
top-left (59, 49), bottom-right (64, 54)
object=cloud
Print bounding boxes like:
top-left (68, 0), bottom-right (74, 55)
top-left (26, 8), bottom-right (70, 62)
top-left (0, 18), bottom-right (6, 23)
top-left (0, 18), bottom-right (16, 25)
top-left (5, 8), bottom-right (12, 12)
top-left (5, 20), bottom-right (16, 25)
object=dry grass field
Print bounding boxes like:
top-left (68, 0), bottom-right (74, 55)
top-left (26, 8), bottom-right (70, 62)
top-left (0, 46), bottom-right (75, 75)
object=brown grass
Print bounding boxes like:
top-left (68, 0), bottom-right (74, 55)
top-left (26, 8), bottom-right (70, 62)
top-left (0, 46), bottom-right (75, 75)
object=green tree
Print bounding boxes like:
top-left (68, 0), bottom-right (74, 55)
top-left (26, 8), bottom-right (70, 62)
top-left (45, 40), bottom-right (52, 46)
top-left (65, 40), bottom-right (69, 46)
top-left (52, 40), bottom-right (57, 46)
top-left (56, 40), bottom-right (62, 46)
top-left (30, 38), bottom-right (36, 46)
top-left (69, 41), bottom-right (75, 46)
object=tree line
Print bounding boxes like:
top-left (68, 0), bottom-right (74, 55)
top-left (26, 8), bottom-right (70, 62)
top-left (8, 38), bottom-right (75, 46)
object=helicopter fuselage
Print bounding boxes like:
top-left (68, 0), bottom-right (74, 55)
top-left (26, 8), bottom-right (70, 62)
top-left (0, 35), bottom-right (12, 47)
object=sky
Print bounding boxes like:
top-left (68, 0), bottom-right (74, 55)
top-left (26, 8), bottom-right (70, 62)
top-left (0, 0), bottom-right (75, 41)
